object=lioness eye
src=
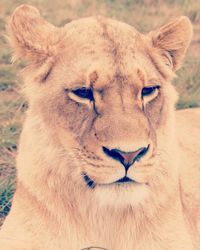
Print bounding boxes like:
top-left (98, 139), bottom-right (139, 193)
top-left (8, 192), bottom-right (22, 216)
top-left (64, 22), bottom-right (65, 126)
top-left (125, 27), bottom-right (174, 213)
top-left (72, 87), bottom-right (94, 101)
top-left (142, 86), bottom-right (160, 98)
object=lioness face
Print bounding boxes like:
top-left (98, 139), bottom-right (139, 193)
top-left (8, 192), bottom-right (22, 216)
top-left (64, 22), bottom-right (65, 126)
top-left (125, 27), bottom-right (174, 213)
top-left (9, 5), bottom-right (192, 206)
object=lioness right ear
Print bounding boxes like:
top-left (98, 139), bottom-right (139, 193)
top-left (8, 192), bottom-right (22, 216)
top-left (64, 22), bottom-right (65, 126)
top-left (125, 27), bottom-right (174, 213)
top-left (8, 5), bottom-right (60, 63)
top-left (149, 16), bottom-right (193, 71)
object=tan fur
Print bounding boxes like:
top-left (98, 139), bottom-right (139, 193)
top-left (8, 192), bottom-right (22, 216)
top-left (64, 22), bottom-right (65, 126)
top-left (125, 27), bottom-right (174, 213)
top-left (0, 5), bottom-right (199, 250)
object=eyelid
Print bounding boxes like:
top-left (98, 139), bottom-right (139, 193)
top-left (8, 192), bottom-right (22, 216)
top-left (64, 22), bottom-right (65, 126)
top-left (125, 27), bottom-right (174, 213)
top-left (71, 86), bottom-right (88, 91)
top-left (68, 87), bottom-right (94, 102)
top-left (147, 77), bottom-right (161, 84)
top-left (145, 84), bottom-right (161, 88)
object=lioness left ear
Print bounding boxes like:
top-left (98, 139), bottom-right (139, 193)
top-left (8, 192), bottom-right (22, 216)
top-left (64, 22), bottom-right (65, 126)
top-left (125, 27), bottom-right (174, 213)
top-left (149, 16), bottom-right (193, 71)
top-left (8, 4), bottom-right (60, 64)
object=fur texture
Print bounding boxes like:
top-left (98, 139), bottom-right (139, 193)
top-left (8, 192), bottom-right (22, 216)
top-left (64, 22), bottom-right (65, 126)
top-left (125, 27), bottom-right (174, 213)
top-left (0, 4), bottom-right (199, 250)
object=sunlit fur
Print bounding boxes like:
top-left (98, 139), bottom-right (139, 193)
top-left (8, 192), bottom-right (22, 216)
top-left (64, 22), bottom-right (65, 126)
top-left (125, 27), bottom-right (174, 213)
top-left (0, 4), bottom-right (199, 250)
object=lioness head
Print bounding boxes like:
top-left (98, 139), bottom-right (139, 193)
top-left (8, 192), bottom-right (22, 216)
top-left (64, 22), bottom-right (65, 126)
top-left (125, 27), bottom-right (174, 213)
top-left (9, 5), bottom-right (192, 208)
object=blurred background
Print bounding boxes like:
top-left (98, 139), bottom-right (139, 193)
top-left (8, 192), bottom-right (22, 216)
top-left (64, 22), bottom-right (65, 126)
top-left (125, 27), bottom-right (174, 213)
top-left (0, 0), bottom-right (200, 226)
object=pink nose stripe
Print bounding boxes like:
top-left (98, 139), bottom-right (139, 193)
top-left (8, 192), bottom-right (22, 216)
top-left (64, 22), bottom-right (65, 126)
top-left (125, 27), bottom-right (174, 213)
top-left (120, 147), bottom-right (146, 166)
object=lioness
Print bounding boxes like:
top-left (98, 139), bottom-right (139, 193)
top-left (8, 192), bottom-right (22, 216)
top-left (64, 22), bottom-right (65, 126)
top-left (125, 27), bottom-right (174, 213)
top-left (0, 4), bottom-right (199, 250)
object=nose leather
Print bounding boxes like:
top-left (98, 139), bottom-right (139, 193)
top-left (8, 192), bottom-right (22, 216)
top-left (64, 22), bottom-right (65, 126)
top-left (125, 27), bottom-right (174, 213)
top-left (119, 147), bottom-right (146, 166)
top-left (102, 145), bottom-right (149, 171)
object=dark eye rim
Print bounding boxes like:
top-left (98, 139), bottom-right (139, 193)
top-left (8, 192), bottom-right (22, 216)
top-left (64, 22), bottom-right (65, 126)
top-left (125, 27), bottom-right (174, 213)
top-left (71, 87), bottom-right (94, 101)
top-left (141, 85), bottom-right (160, 98)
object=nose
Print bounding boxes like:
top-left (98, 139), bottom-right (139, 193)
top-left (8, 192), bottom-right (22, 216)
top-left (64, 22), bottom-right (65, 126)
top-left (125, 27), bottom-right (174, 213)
top-left (102, 145), bottom-right (149, 171)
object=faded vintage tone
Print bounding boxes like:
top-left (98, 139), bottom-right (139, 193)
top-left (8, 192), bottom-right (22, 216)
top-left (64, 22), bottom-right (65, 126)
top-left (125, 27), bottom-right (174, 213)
top-left (0, 4), bottom-right (200, 250)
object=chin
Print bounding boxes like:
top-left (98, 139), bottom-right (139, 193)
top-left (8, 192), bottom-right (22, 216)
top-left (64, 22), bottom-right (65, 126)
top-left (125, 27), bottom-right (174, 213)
top-left (93, 182), bottom-right (150, 208)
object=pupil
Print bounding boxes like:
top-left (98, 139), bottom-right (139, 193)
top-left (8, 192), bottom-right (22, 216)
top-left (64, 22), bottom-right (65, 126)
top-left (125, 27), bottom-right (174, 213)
top-left (142, 86), bottom-right (159, 97)
top-left (143, 87), bottom-right (154, 95)
top-left (72, 88), bottom-right (93, 100)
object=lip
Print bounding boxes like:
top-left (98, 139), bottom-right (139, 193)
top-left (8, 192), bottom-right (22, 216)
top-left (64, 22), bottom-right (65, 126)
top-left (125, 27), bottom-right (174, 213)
top-left (82, 173), bottom-right (136, 189)
top-left (114, 176), bottom-right (134, 184)
top-left (83, 173), bottom-right (96, 189)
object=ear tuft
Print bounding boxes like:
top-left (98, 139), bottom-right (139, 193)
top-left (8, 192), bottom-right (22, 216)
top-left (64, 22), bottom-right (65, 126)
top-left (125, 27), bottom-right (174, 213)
top-left (8, 5), bottom-right (59, 63)
top-left (149, 16), bottom-right (193, 71)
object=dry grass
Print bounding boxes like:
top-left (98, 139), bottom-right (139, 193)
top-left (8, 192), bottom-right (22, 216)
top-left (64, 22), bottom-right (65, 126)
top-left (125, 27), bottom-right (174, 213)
top-left (0, 0), bottom-right (200, 226)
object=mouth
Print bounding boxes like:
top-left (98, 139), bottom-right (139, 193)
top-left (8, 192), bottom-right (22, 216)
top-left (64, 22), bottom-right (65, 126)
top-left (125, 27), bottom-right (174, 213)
top-left (82, 173), bottom-right (135, 189)
top-left (115, 176), bottom-right (134, 184)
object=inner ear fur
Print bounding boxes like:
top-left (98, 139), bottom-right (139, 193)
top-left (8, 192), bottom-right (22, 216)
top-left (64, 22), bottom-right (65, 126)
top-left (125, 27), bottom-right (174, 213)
top-left (8, 4), bottom-right (61, 64)
top-left (149, 16), bottom-right (193, 71)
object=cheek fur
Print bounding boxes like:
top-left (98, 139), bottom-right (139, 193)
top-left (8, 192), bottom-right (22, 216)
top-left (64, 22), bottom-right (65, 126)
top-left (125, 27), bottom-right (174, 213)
top-left (56, 96), bottom-right (98, 141)
top-left (144, 92), bottom-right (164, 128)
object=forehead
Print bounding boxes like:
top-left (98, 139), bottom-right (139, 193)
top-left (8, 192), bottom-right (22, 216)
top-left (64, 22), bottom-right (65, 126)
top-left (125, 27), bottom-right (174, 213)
top-left (54, 17), bottom-right (161, 88)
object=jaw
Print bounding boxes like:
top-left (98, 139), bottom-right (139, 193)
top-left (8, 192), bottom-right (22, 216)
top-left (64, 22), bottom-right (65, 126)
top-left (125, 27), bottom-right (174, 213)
top-left (79, 158), bottom-right (179, 212)
top-left (90, 182), bottom-right (150, 208)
